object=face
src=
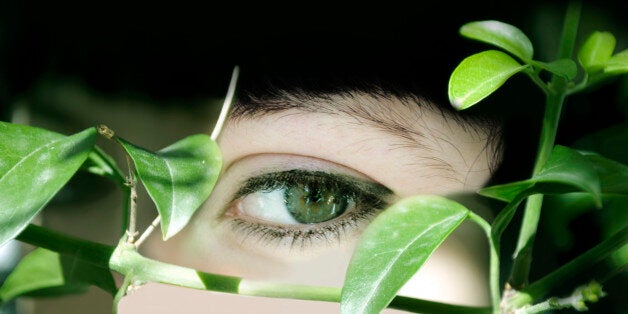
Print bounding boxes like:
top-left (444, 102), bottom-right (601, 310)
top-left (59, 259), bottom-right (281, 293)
top-left (123, 89), bottom-right (503, 313)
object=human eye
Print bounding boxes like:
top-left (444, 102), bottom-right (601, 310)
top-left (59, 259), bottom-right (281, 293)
top-left (219, 166), bottom-right (393, 250)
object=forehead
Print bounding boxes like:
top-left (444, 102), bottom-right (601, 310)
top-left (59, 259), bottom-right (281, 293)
top-left (219, 91), bottom-right (502, 196)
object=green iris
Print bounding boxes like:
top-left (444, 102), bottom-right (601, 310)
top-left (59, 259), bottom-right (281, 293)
top-left (284, 182), bottom-right (349, 224)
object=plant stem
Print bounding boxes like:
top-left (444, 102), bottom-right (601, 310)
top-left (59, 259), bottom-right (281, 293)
top-left (112, 274), bottom-right (133, 314)
top-left (120, 185), bottom-right (131, 237)
top-left (210, 65), bottom-right (239, 141)
top-left (134, 215), bottom-right (161, 249)
top-left (509, 0), bottom-right (581, 290)
top-left (506, 225), bottom-right (627, 311)
top-left (16, 224), bottom-right (114, 268)
top-left (110, 244), bottom-right (490, 314)
top-left (124, 155), bottom-right (138, 244)
top-left (15, 224), bottom-right (490, 314)
top-left (468, 212), bottom-right (500, 314)
top-left (514, 281), bottom-right (606, 314)
top-left (93, 125), bottom-right (131, 238)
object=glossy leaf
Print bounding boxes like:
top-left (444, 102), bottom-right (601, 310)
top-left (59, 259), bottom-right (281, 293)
top-left (531, 59), bottom-right (578, 80)
top-left (340, 195), bottom-right (469, 314)
top-left (578, 31), bottom-right (616, 73)
top-left (117, 134), bottom-right (222, 240)
top-left (460, 20), bottom-right (534, 61)
top-left (0, 248), bottom-right (116, 303)
top-left (479, 145), bottom-right (602, 207)
top-left (448, 50), bottom-right (528, 110)
top-left (604, 49), bottom-right (628, 75)
top-left (0, 123), bottom-right (96, 247)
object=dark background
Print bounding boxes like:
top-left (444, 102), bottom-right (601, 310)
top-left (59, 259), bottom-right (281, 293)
top-left (0, 1), bottom-right (623, 106)
top-left (1, 1), bottom-right (626, 313)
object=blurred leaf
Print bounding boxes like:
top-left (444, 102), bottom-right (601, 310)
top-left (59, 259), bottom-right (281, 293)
top-left (532, 59), bottom-right (578, 79)
top-left (117, 134), bottom-right (222, 240)
top-left (460, 20), bottom-right (534, 61)
top-left (448, 50), bottom-right (528, 110)
top-left (0, 123), bottom-right (96, 247)
top-left (340, 195), bottom-right (468, 314)
top-left (479, 145), bottom-right (602, 207)
top-left (543, 193), bottom-right (601, 248)
top-left (579, 151), bottom-right (628, 194)
top-left (573, 123), bottom-right (628, 164)
top-left (604, 49), bottom-right (628, 75)
top-left (570, 133), bottom-right (628, 269)
top-left (81, 146), bottom-right (125, 183)
top-left (0, 248), bottom-right (116, 303)
top-left (600, 195), bottom-right (628, 266)
top-left (578, 31), bottom-right (616, 73)
top-left (545, 193), bottom-right (628, 245)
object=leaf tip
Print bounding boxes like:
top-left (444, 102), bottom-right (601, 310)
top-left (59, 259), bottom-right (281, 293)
top-left (450, 98), bottom-right (465, 111)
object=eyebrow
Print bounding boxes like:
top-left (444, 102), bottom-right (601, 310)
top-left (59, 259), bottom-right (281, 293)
top-left (229, 87), bottom-right (504, 176)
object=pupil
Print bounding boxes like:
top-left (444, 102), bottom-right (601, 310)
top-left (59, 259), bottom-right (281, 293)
top-left (284, 183), bottom-right (348, 224)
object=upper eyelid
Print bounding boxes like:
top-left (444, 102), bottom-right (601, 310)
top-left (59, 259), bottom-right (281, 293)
top-left (230, 169), bottom-right (394, 203)
top-left (220, 169), bottom-right (395, 250)
top-left (219, 152), bottom-right (382, 182)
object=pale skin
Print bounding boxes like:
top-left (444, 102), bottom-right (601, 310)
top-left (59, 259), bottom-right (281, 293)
top-left (122, 90), bottom-right (503, 313)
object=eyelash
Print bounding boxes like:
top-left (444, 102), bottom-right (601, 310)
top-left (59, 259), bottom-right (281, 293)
top-left (221, 169), bottom-right (392, 249)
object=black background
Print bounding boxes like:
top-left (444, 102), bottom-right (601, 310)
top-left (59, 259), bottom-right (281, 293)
top-left (1, 1), bottom-right (626, 313)
top-left (1, 1), bottom-right (622, 104)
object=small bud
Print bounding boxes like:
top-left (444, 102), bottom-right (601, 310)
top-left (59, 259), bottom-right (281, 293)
top-left (97, 124), bottom-right (115, 139)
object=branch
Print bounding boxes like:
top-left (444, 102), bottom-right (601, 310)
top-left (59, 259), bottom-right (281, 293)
top-left (15, 224), bottom-right (491, 314)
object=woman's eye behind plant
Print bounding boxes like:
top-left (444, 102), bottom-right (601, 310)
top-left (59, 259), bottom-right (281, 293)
top-left (221, 169), bottom-right (393, 249)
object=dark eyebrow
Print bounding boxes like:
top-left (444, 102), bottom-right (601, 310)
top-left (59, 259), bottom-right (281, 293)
top-left (231, 86), bottom-right (432, 143)
top-left (229, 86), bottom-right (504, 177)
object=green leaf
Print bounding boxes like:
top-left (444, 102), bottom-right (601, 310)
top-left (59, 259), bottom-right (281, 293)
top-left (600, 195), bottom-right (628, 266)
top-left (573, 123), bottom-right (628, 164)
top-left (0, 123), bottom-right (96, 247)
top-left (340, 195), bottom-right (469, 314)
top-left (0, 248), bottom-right (116, 303)
top-left (82, 146), bottom-right (125, 183)
top-left (578, 31), bottom-right (616, 73)
top-left (479, 145), bottom-right (602, 207)
top-left (448, 50), bottom-right (528, 110)
top-left (579, 151), bottom-right (628, 194)
top-left (460, 20), bottom-right (534, 61)
top-left (531, 59), bottom-right (578, 80)
top-left (604, 49), bottom-right (628, 75)
top-left (544, 193), bottom-right (628, 249)
top-left (117, 134), bottom-right (222, 240)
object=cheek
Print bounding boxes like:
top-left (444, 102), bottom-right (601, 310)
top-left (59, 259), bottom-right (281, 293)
top-left (147, 215), bottom-right (357, 288)
top-left (137, 219), bottom-right (490, 311)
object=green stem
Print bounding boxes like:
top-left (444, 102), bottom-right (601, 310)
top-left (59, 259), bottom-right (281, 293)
top-left (468, 212), bottom-right (500, 314)
top-left (111, 246), bottom-right (490, 314)
top-left (515, 281), bottom-right (606, 314)
top-left (112, 274), bottom-right (133, 314)
top-left (509, 0), bottom-right (581, 290)
top-left (120, 185), bottom-right (131, 237)
top-left (16, 224), bottom-right (114, 268)
top-left (506, 225), bottom-right (627, 310)
top-left (15, 224), bottom-right (491, 314)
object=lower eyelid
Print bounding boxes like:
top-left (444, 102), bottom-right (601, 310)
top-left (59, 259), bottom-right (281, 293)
top-left (220, 205), bottom-right (378, 251)
top-left (218, 187), bottom-right (391, 255)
